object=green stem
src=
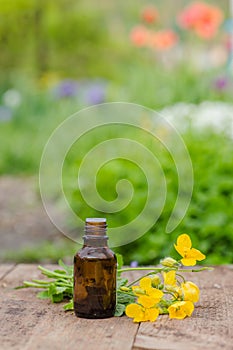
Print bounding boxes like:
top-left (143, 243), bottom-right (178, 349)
top-left (178, 267), bottom-right (213, 273)
top-left (32, 279), bottom-right (51, 285)
top-left (118, 267), bottom-right (164, 274)
top-left (117, 290), bottom-right (136, 298)
top-left (23, 281), bottom-right (47, 288)
top-left (163, 291), bottom-right (177, 298)
top-left (56, 282), bottom-right (72, 288)
top-left (127, 271), bottom-right (158, 287)
top-left (38, 266), bottom-right (73, 279)
top-left (176, 273), bottom-right (186, 283)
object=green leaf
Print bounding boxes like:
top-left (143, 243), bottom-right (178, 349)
top-left (48, 284), bottom-right (66, 295)
top-left (58, 260), bottom-right (73, 274)
top-left (63, 299), bottom-right (74, 311)
top-left (37, 290), bottom-right (50, 299)
top-left (114, 303), bottom-right (126, 317)
top-left (117, 291), bottom-right (135, 305)
top-left (48, 284), bottom-right (56, 295)
top-left (117, 277), bottom-right (128, 289)
top-left (55, 286), bottom-right (67, 294)
top-left (51, 293), bottom-right (64, 303)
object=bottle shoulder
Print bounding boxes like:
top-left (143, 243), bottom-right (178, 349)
top-left (75, 246), bottom-right (116, 260)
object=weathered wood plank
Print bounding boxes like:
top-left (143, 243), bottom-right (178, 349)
top-left (1, 265), bottom-right (232, 350)
top-left (0, 264), bottom-right (139, 350)
top-left (0, 264), bottom-right (16, 280)
top-left (133, 266), bottom-right (233, 350)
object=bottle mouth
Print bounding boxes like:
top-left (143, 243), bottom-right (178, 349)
top-left (85, 218), bottom-right (107, 236)
top-left (85, 218), bottom-right (107, 226)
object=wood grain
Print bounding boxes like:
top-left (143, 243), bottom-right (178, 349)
top-left (0, 265), bottom-right (232, 350)
top-left (0, 264), bottom-right (16, 280)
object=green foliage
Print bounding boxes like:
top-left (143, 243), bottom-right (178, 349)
top-left (0, 0), bottom-right (130, 79)
top-left (17, 261), bottom-right (74, 310)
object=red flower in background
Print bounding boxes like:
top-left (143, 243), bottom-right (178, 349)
top-left (141, 5), bottom-right (159, 24)
top-left (130, 26), bottom-right (149, 47)
top-left (177, 1), bottom-right (223, 39)
top-left (149, 30), bottom-right (178, 50)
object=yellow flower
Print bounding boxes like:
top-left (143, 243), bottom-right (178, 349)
top-left (132, 277), bottom-right (163, 301)
top-left (125, 303), bottom-right (159, 322)
top-left (168, 301), bottom-right (194, 319)
top-left (163, 270), bottom-right (177, 287)
top-left (163, 270), bottom-right (181, 297)
top-left (126, 277), bottom-right (164, 322)
top-left (174, 234), bottom-right (206, 266)
top-left (180, 281), bottom-right (200, 303)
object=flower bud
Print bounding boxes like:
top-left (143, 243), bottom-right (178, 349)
top-left (181, 281), bottom-right (200, 303)
top-left (161, 257), bottom-right (179, 268)
top-left (133, 288), bottom-right (145, 295)
top-left (151, 275), bottom-right (161, 287)
top-left (120, 286), bottom-right (130, 292)
top-left (165, 285), bottom-right (180, 294)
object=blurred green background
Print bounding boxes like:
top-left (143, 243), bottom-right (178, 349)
top-left (0, 0), bottom-right (232, 265)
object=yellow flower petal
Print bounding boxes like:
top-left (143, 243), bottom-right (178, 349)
top-left (177, 234), bottom-right (192, 249)
top-left (181, 257), bottom-right (197, 266)
top-left (138, 295), bottom-right (156, 308)
top-left (148, 288), bottom-right (163, 300)
top-left (181, 281), bottom-right (200, 303)
top-left (139, 277), bottom-right (152, 291)
top-left (163, 270), bottom-right (177, 286)
top-left (168, 301), bottom-right (194, 319)
top-left (174, 243), bottom-right (186, 257)
top-left (189, 248), bottom-right (206, 261)
top-left (144, 308), bottom-right (159, 322)
top-left (125, 303), bottom-right (144, 322)
top-left (183, 301), bottom-right (194, 316)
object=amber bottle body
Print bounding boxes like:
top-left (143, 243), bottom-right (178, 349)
top-left (73, 219), bottom-right (117, 319)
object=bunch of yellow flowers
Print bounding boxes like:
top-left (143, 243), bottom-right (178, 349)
top-left (120, 234), bottom-right (209, 322)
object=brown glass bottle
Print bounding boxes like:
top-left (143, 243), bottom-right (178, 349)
top-left (73, 218), bottom-right (117, 319)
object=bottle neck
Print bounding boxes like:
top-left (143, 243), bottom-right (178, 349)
top-left (83, 236), bottom-right (109, 247)
top-left (83, 218), bottom-right (108, 247)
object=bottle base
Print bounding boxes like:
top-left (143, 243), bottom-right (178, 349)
top-left (74, 309), bottom-right (115, 319)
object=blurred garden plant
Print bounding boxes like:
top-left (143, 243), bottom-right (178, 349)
top-left (130, 4), bottom-right (178, 50)
top-left (130, 1), bottom-right (224, 51)
top-left (177, 1), bottom-right (224, 39)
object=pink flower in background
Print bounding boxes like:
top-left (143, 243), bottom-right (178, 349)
top-left (178, 2), bottom-right (207, 29)
top-left (177, 1), bottom-right (223, 39)
top-left (130, 25), bottom-right (149, 47)
top-left (141, 5), bottom-right (159, 24)
top-left (149, 30), bottom-right (178, 50)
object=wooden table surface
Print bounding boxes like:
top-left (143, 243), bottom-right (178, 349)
top-left (0, 264), bottom-right (232, 350)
